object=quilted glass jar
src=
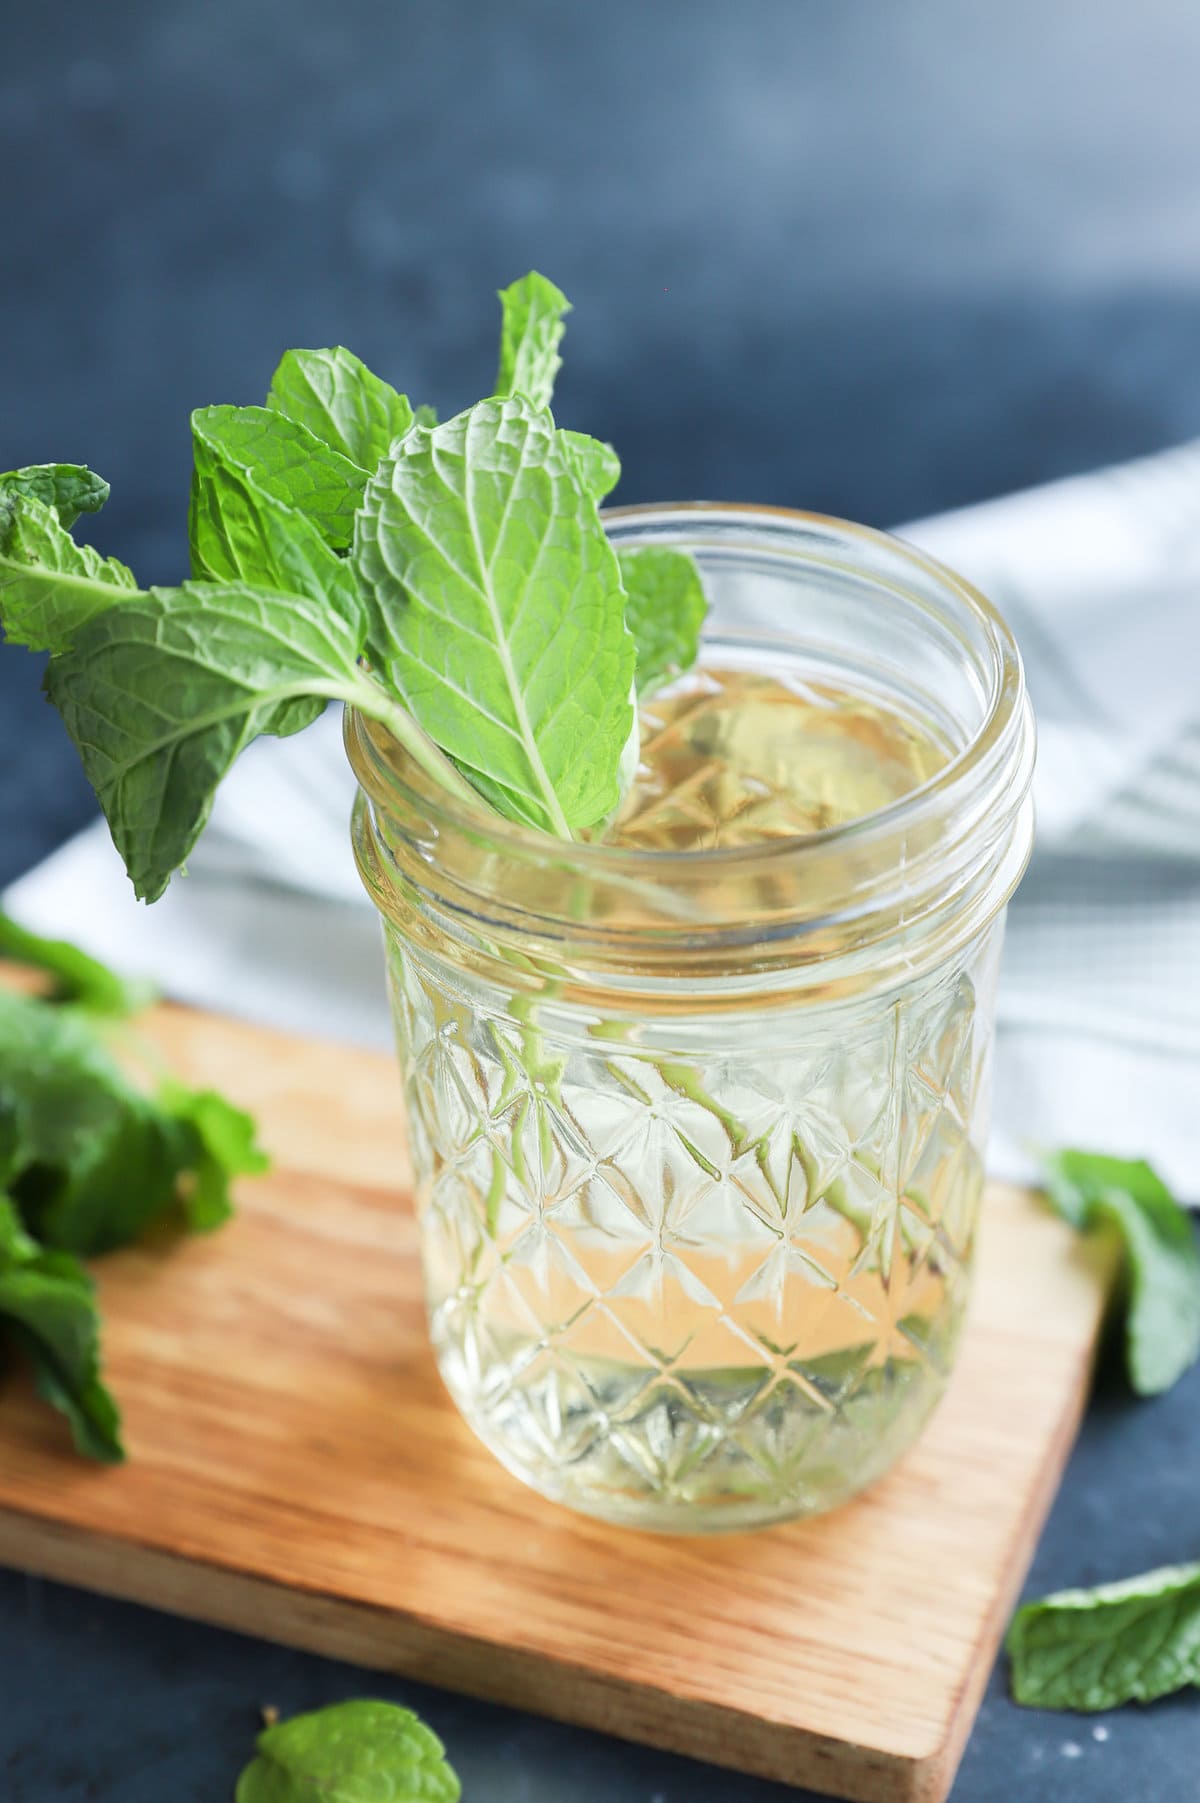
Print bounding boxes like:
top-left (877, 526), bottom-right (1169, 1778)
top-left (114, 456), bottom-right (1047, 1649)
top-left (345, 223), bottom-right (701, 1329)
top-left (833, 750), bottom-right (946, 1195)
top-left (347, 506), bottom-right (1035, 1533)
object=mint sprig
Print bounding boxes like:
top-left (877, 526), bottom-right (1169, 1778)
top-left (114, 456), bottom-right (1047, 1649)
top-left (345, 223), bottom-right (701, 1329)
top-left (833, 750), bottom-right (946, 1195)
top-left (1040, 1148), bottom-right (1200, 1396)
top-left (236, 1700), bottom-right (461, 1803)
top-left (0, 935), bottom-right (267, 1459)
top-left (1008, 1562), bottom-right (1200, 1712)
top-left (0, 272), bottom-right (708, 900)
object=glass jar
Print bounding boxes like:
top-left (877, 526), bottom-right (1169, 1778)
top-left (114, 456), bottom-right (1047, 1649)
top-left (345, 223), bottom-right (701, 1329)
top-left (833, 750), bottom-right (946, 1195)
top-left (347, 506), bottom-right (1035, 1533)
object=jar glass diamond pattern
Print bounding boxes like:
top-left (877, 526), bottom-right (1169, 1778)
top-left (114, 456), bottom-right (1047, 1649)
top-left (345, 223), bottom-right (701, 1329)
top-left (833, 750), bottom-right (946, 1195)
top-left (349, 507), bottom-right (1035, 1531)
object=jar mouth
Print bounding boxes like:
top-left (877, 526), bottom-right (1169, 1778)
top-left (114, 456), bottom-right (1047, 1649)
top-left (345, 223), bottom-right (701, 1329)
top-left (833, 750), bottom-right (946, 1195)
top-left (347, 504), bottom-right (1035, 988)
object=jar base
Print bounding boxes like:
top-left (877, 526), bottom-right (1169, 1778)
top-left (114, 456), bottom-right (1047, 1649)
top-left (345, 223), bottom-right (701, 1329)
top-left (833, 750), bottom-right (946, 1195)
top-left (434, 1341), bottom-right (952, 1535)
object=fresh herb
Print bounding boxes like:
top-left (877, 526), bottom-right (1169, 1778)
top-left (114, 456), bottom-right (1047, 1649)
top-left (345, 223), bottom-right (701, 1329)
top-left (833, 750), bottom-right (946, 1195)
top-left (1040, 1148), bottom-right (1200, 1396)
top-left (267, 346), bottom-right (415, 470)
top-left (0, 911), bottom-right (152, 1016)
top-left (0, 273), bottom-right (708, 903)
top-left (619, 548), bottom-right (709, 696)
top-left (235, 1699), bottom-right (461, 1803)
top-left (354, 394), bottom-right (636, 836)
top-left (1007, 1561), bottom-right (1200, 1712)
top-left (0, 463), bottom-right (109, 530)
top-left (0, 1194), bottom-right (123, 1462)
top-left (0, 938), bottom-right (267, 1458)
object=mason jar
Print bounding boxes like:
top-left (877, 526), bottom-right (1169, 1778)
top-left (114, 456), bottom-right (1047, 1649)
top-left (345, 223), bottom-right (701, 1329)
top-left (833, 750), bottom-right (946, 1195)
top-left (347, 506), bottom-right (1035, 1533)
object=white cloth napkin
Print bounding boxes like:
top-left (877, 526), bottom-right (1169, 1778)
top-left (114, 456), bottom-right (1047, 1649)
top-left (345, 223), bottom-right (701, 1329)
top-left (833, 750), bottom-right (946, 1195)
top-left (8, 443), bottom-right (1200, 1196)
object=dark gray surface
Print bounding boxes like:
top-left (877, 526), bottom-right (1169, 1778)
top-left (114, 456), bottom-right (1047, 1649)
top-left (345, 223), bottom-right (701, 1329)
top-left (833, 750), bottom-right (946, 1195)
top-left (3, 1), bottom-right (1200, 1795)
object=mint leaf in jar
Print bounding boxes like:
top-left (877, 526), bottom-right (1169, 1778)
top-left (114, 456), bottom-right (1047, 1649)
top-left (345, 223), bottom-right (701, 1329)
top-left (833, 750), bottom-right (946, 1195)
top-left (0, 492), bottom-right (137, 652)
top-left (235, 1700), bottom-right (461, 1803)
top-left (266, 345), bottom-right (415, 469)
top-left (619, 547), bottom-right (709, 696)
top-left (188, 405), bottom-right (366, 550)
top-left (495, 269), bottom-right (571, 411)
top-left (0, 462), bottom-right (110, 530)
top-left (1007, 1561), bottom-right (1200, 1711)
top-left (353, 394), bottom-right (638, 837)
top-left (1040, 1149), bottom-right (1200, 1395)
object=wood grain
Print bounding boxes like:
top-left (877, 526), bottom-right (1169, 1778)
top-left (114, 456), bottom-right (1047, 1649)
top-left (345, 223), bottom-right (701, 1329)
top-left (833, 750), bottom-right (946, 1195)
top-left (0, 1000), bottom-right (1115, 1802)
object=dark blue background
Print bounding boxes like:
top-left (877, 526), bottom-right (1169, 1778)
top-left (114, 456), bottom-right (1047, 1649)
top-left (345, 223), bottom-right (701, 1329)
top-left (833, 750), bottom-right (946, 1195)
top-left (3, 1), bottom-right (1199, 1796)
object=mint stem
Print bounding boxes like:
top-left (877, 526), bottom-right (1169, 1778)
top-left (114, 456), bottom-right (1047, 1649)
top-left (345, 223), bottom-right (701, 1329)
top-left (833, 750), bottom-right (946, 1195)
top-left (347, 675), bottom-right (501, 818)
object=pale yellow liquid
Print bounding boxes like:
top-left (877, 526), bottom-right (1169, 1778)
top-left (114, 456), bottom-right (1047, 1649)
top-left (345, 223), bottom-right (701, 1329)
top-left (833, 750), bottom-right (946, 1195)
top-left (608, 665), bottom-right (949, 849)
top-left (403, 666), bottom-right (985, 1529)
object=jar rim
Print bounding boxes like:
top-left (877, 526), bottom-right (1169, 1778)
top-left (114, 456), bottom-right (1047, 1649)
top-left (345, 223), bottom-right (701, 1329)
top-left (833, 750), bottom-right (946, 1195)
top-left (347, 501), bottom-right (1032, 882)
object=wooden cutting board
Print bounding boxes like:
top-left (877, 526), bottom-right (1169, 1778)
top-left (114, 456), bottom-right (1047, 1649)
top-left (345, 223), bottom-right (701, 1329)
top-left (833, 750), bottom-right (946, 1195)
top-left (0, 1000), bottom-right (1114, 1803)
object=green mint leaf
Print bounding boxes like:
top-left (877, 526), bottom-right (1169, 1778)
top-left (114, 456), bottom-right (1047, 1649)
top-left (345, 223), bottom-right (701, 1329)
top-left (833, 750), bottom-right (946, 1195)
top-left (44, 580), bottom-right (372, 902)
top-left (0, 464), bottom-right (109, 530)
top-left (0, 984), bottom-right (259, 1255)
top-left (618, 547), bottom-right (709, 696)
top-left (267, 347), bottom-right (414, 470)
top-left (0, 910), bottom-right (152, 1016)
top-left (189, 424), bottom-right (364, 630)
top-left (353, 396), bottom-right (636, 836)
top-left (0, 1224), bottom-right (124, 1462)
top-left (561, 429), bottom-right (621, 503)
top-left (0, 988), bottom-right (189, 1254)
top-left (495, 270), bottom-right (571, 411)
top-left (159, 1080), bottom-right (269, 1232)
top-left (0, 493), bottom-right (137, 652)
top-left (412, 403), bottom-right (439, 428)
top-left (236, 1700), bottom-right (461, 1803)
top-left (1041, 1149), bottom-right (1200, 1395)
top-left (189, 406), bottom-right (366, 551)
top-left (1007, 1561), bottom-right (1200, 1711)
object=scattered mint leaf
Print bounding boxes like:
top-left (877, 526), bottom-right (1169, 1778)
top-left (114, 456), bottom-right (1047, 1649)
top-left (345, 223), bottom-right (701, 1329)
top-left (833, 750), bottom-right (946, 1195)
top-left (0, 911), bottom-right (152, 1016)
top-left (159, 1081), bottom-right (270, 1232)
top-left (562, 430), bottom-right (621, 503)
top-left (44, 580), bottom-right (377, 902)
top-left (0, 987), bottom-right (192, 1254)
top-left (1041, 1149), bottom-right (1200, 1395)
top-left (189, 421), bottom-right (364, 627)
top-left (495, 270), bottom-right (570, 411)
top-left (618, 547), bottom-right (709, 696)
top-left (267, 346), bottom-right (414, 470)
top-left (236, 1700), bottom-right (460, 1803)
top-left (0, 493), bottom-right (137, 652)
top-left (1007, 1561), bottom-right (1200, 1711)
top-left (0, 1210), bottom-right (124, 1462)
top-left (354, 395), bottom-right (637, 836)
top-left (189, 406), bottom-right (366, 551)
top-left (0, 464), bottom-right (109, 530)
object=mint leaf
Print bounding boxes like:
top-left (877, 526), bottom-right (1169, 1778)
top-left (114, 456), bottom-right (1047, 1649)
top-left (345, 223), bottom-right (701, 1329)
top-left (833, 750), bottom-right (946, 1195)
top-left (0, 911), bottom-right (152, 1016)
top-left (0, 1213), bottom-right (124, 1462)
top-left (0, 493), bottom-right (137, 652)
top-left (495, 270), bottom-right (570, 411)
top-left (1041, 1149), bottom-right (1200, 1395)
top-left (189, 423), bottom-right (364, 627)
top-left (618, 547), bottom-right (709, 696)
top-left (0, 987), bottom-right (189, 1254)
top-left (236, 1700), bottom-right (460, 1803)
top-left (1007, 1562), bottom-right (1200, 1711)
top-left (159, 1081), bottom-right (269, 1232)
top-left (0, 464), bottom-right (109, 530)
top-left (189, 406), bottom-right (366, 551)
top-left (413, 403), bottom-right (438, 429)
top-left (354, 396), bottom-right (637, 836)
top-left (43, 580), bottom-right (378, 902)
top-left (562, 430), bottom-right (621, 503)
top-left (267, 347), bottom-right (414, 470)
